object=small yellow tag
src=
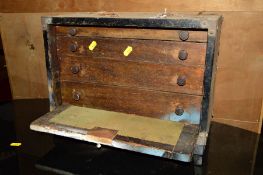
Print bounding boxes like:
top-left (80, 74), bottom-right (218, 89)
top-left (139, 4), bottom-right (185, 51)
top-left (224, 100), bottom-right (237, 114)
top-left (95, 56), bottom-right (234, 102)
top-left (123, 46), bottom-right (133, 57)
top-left (88, 41), bottom-right (97, 51)
top-left (10, 142), bottom-right (22, 147)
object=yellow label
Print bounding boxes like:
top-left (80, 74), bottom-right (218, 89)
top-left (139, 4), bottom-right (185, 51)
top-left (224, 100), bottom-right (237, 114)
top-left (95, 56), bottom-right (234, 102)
top-left (10, 142), bottom-right (22, 147)
top-left (123, 46), bottom-right (133, 57)
top-left (88, 41), bottom-right (97, 51)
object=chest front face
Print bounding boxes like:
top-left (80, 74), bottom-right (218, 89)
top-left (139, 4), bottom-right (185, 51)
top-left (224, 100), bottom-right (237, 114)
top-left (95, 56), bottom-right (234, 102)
top-left (31, 13), bottom-right (222, 164)
top-left (55, 26), bottom-right (207, 124)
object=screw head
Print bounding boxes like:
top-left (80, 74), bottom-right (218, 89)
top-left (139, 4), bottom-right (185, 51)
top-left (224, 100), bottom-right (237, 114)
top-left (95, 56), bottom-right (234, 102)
top-left (69, 44), bottom-right (78, 52)
top-left (73, 92), bottom-right (80, 101)
top-left (177, 75), bottom-right (186, 86)
top-left (175, 105), bottom-right (184, 116)
top-left (71, 66), bottom-right (80, 74)
top-left (179, 31), bottom-right (189, 41)
top-left (178, 50), bottom-right (188, 60)
top-left (68, 28), bottom-right (77, 36)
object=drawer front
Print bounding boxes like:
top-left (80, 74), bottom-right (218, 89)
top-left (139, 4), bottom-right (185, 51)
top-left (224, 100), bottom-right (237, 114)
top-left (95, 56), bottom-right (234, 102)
top-left (56, 37), bottom-right (207, 66)
top-left (56, 26), bottom-right (208, 43)
top-left (60, 57), bottom-right (205, 95)
top-left (61, 81), bottom-right (202, 124)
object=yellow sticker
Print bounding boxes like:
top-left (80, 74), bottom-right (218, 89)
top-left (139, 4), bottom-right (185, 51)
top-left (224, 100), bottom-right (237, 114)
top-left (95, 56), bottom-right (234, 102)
top-left (88, 41), bottom-right (97, 51)
top-left (123, 46), bottom-right (133, 57)
top-left (10, 142), bottom-right (22, 147)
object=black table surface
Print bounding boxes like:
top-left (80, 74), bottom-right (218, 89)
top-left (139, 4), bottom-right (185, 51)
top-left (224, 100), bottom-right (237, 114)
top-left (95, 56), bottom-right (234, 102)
top-left (0, 99), bottom-right (262, 175)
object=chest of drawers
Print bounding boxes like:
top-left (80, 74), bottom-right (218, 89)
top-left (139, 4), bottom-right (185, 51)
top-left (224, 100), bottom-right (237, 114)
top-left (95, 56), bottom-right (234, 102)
top-left (31, 13), bottom-right (222, 165)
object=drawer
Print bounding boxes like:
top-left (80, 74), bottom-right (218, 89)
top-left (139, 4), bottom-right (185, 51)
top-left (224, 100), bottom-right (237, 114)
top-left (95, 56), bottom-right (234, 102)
top-left (56, 36), bottom-right (207, 66)
top-left (61, 81), bottom-right (202, 124)
top-left (56, 26), bottom-right (208, 43)
top-left (60, 56), bottom-right (205, 95)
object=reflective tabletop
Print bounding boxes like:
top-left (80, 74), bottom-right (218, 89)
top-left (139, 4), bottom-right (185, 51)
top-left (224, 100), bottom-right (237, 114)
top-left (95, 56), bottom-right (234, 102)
top-left (0, 99), bottom-right (262, 175)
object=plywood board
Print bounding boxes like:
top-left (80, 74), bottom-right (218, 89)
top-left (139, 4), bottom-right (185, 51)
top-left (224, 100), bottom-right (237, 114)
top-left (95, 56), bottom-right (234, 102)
top-left (1, 13), bottom-right (49, 99)
top-left (212, 12), bottom-right (263, 123)
top-left (50, 105), bottom-right (184, 145)
top-left (1, 1), bottom-right (263, 12)
top-left (212, 118), bottom-right (260, 133)
top-left (30, 104), bottom-right (199, 162)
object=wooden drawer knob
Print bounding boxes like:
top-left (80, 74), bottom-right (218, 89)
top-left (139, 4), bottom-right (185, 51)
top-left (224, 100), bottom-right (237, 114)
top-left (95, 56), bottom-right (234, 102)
top-left (179, 31), bottom-right (189, 41)
top-left (68, 28), bottom-right (77, 36)
top-left (178, 50), bottom-right (188, 60)
top-left (71, 66), bottom-right (80, 74)
top-left (73, 92), bottom-right (80, 101)
top-left (69, 44), bottom-right (78, 52)
top-left (175, 105), bottom-right (184, 116)
top-left (177, 75), bottom-right (186, 86)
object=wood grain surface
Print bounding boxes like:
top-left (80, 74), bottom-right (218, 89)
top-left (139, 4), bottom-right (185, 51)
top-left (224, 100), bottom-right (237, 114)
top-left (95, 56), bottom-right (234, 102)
top-left (56, 26), bottom-right (208, 42)
top-left (56, 36), bottom-right (207, 66)
top-left (60, 56), bottom-right (205, 95)
top-left (60, 81), bottom-right (202, 120)
top-left (0, 13), bottom-right (49, 99)
top-left (2, 1), bottom-right (263, 12)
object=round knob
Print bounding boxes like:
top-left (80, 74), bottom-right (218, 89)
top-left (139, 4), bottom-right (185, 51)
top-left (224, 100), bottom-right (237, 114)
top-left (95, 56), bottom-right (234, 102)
top-left (68, 28), bottom-right (77, 36)
top-left (71, 66), bottom-right (80, 74)
top-left (179, 31), bottom-right (189, 41)
top-left (175, 105), bottom-right (184, 116)
top-left (69, 44), bottom-right (78, 52)
top-left (177, 75), bottom-right (186, 86)
top-left (178, 50), bottom-right (188, 60)
top-left (73, 92), bottom-right (80, 101)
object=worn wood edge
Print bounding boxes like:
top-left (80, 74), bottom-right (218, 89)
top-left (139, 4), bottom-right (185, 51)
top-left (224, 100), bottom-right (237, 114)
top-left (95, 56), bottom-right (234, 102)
top-left (111, 139), bottom-right (171, 159)
top-left (45, 25), bottom-right (62, 110)
top-left (171, 124), bottom-right (199, 162)
top-left (55, 26), bottom-right (208, 43)
top-left (259, 99), bottom-right (263, 134)
top-left (200, 15), bottom-right (223, 132)
top-left (42, 12), bottom-right (221, 21)
top-left (30, 105), bottom-right (114, 146)
top-left (193, 131), bottom-right (208, 155)
top-left (111, 125), bottom-right (197, 162)
top-left (30, 105), bottom-right (198, 162)
top-left (114, 135), bottom-right (174, 152)
top-left (30, 116), bottom-right (175, 160)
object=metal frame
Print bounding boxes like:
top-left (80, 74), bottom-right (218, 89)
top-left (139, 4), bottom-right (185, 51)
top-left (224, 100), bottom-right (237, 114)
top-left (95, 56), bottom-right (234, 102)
top-left (41, 13), bottom-right (222, 164)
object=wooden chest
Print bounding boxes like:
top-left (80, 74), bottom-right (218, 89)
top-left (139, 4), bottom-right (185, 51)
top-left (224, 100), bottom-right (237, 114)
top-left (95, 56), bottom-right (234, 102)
top-left (31, 13), bottom-right (222, 165)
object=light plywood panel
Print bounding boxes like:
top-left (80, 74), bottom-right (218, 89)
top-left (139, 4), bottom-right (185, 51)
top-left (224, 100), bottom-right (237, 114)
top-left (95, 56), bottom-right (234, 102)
top-left (212, 12), bottom-right (263, 123)
top-left (1, 1), bottom-right (98, 13)
top-left (1, 13), bottom-right (48, 99)
top-left (97, 0), bottom-right (263, 12)
top-left (50, 105), bottom-right (184, 145)
top-left (212, 118), bottom-right (260, 133)
top-left (1, 0), bottom-right (263, 12)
